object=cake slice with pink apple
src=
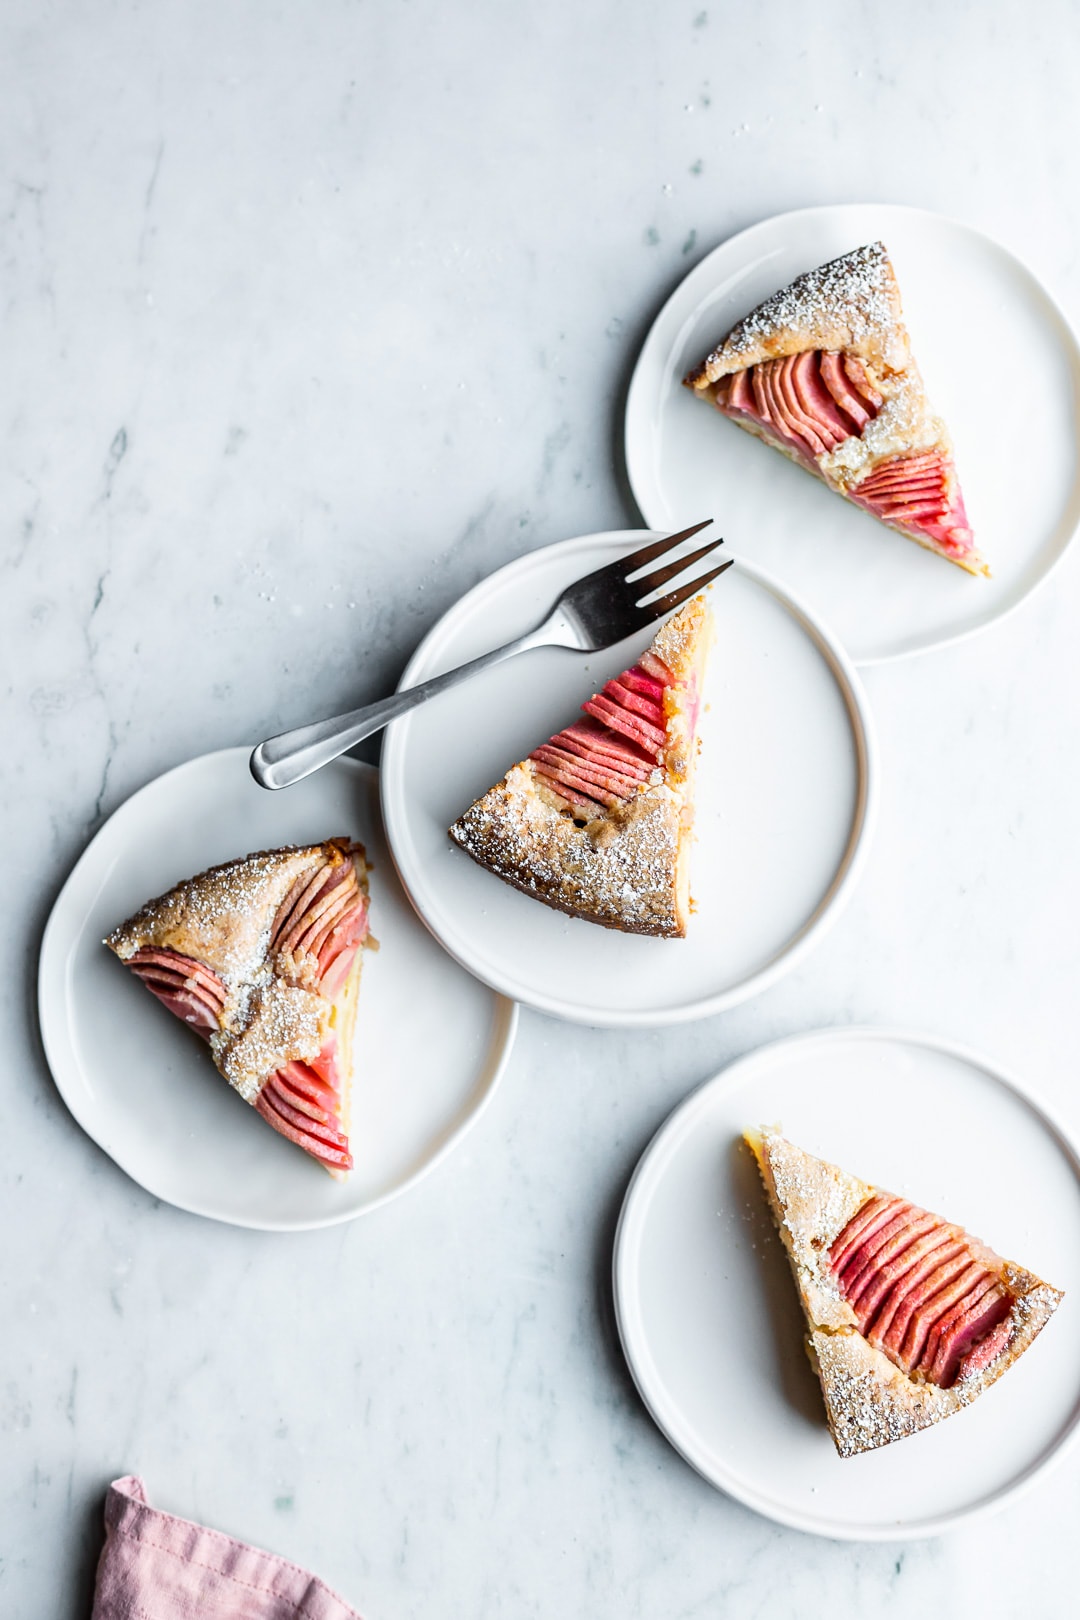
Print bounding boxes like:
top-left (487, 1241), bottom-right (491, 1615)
top-left (744, 1128), bottom-right (1062, 1456)
top-left (448, 595), bottom-right (711, 937)
top-left (684, 241), bottom-right (986, 576)
top-left (106, 839), bottom-right (372, 1177)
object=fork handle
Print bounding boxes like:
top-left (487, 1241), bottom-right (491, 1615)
top-left (250, 616), bottom-right (569, 790)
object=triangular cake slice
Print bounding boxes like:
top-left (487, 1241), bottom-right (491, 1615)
top-left (106, 839), bottom-right (371, 1178)
top-left (684, 242), bottom-right (986, 576)
top-left (744, 1127), bottom-right (1062, 1457)
top-left (449, 596), bottom-right (712, 937)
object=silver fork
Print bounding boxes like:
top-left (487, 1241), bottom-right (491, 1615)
top-left (250, 520), bottom-right (730, 790)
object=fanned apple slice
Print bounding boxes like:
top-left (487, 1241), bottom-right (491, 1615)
top-left (743, 1127), bottom-right (1062, 1457)
top-left (106, 839), bottom-right (371, 1178)
top-left (448, 595), bottom-right (711, 937)
top-left (684, 242), bottom-right (985, 576)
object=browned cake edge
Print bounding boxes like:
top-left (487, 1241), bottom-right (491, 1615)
top-left (744, 1128), bottom-right (1063, 1458)
top-left (683, 241), bottom-right (907, 389)
top-left (447, 597), bottom-right (712, 938)
top-left (106, 839), bottom-right (371, 1107)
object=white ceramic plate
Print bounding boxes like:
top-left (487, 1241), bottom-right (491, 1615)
top-left (614, 1027), bottom-right (1080, 1539)
top-left (38, 748), bottom-right (517, 1230)
top-left (625, 204), bottom-right (1080, 664)
top-left (380, 531), bottom-right (875, 1027)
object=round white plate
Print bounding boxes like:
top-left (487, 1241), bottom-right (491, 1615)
top-left (625, 204), bottom-right (1080, 664)
top-left (380, 531), bottom-right (875, 1027)
top-left (38, 748), bottom-right (517, 1230)
top-left (614, 1027), bottom-right (1080, 1539)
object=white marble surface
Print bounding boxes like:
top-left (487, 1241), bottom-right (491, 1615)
top-left (5, 1), bottom-right (1080, 1613)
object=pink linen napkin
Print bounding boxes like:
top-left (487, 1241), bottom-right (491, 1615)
top-left (92, 1476), bottom-right (363, 1619)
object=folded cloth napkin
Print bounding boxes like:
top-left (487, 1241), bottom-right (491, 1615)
top-left (92, 1476), bottom-right (362, 1619)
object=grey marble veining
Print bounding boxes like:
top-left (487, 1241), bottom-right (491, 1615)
top-left (4, 1), bottom-right (1080, 1615)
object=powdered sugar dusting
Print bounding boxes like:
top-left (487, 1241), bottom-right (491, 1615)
top-left (217, 980), bottom-right (328, 1103)
top-left (451, 764), bottom-right (685, 934)
top-left (812, 1285), bottom-right (1061, 1458)
top-left (106, 840), bottom-right (369, 1104)
top-left (683, 242), bottom-right (983, 570)
top-left (106, 847), bottom-right (324, 986)
top-left (686, 242), bottom-right (907, 387)
top-left (819, 370), bottom-right (945, 487)
top-left (748, 1128), bottom-right (1065, 1457)
top-left (748, 1127), bottom-right (867, 1333)
top-left (727, 242), bottom-right (894, 348)
top-left (447, 598), bottom-right (711, 937)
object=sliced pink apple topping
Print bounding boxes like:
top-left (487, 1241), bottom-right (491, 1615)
top-left (122, 857), bottom-right (369, 1174)
top-left (713, 351), bottom-right (978, 566)
top-left (713, 349), bottom-right (882, 462)
top-left (127, 949), bottom-right (227, 1032)
top-left (255, 1050), bottom-right (352, 1173)
top-left (257, 858), bottom-right (368, 1171)
top-left (829, 1194), bottom-right (1016, 1388)
top-left (529, 657), bottom-right (677, 814)
top-left (270, 854), bottom-right (369, 982)
top-left (849, 450), bottom-right (976, 561)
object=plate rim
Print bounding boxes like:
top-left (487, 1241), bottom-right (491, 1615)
top-left (624, 201), bottom-right (1080, 667)
top-left (380, 531), bottom-right (878, 1028)
top-left (612, 1023), bottom-right (1080, 1540)
top-left (37, 746), bottom-right (519, 1232)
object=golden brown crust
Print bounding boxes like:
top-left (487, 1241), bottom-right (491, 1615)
top-left (682, 243), bottom-right (989, 578)
top-left (448, 598), bottom-right (712, 938)
top-left (743, 1126), bottom-right (870, 1333)
top-left (745, 1128), bottom-right (1064, 1457)
top-left (650, 593), bottom-right (710, 686)
top-left (810, 1274), bottom-right (1062, 1458)
top-left (451, 764), bottom-right (687, 936)
top-left (684, 243), bottom-right (906, 389)
top-left (107, 845), bottom-right (330, 980)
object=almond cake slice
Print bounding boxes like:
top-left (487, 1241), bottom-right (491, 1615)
top-left (106, 839), bottom-right (372, 1178)
top-left (684, 242), bottom-right (986, 575)
top-left (744, 1127), bottom-right (1062, 1457)
top-left (448, 595), bottom-right (712, 937)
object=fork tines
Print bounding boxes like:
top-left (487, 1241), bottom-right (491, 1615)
top-left (633, 535), bottom-right (724, 599)
top-left (637, 558), bottom-right (733, 624)
top-left (619, 518), bottom-right (715, 579)
top-left (625, 519), bottom-right (730, 607)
